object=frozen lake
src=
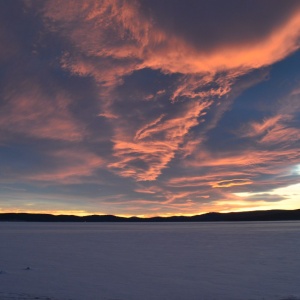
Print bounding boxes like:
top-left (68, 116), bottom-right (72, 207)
top-left (1, 221), bottom-right (300, 300)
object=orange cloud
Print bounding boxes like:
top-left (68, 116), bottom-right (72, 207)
top-left (26, 148), bottom-right (102, 184)
top-left (211, 179), bottom-right (253, 188)
top-left (167, 173), bottom-right (253, 189)
top-left (33, 0), bottom-right (300, 185)
top-left (238, 88), bottom-right (300, 146)
top-left (40, 0), bottom-right (300, 86)
top-left (109, 100), bottom-right (211, 180)
top-left (4, 0), bottom-right (297, 217)
top-left (0, 83), bottom-right (84, 141)
top-left (239, 114), bottom-right (300, 144)
top-left (134, 185), bottom-right (163, 195)
top-left (139, 8), bottom-right (300, 74)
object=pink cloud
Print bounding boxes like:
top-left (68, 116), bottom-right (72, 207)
top-left (167, 172), bottom-right (251, 188)
top-left (31, 0), bottom-right (300, 185)
top-left (39, 0), bottom-right (300, 86)
top-left (108, 100), bottom-right (211, 181)
top-left (211, 179), bottom-right (253, 188)
top-left (26, 148), bottom-right (103, 184)
top-left (0, 82), bottom-right (85, 141)
top-left (239, 115), bottom-right (300, 144)
top-left (238, 89), bottom-right (300, 145)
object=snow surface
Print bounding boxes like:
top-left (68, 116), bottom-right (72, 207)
top-left (1, 221), bottom-right (300, 300)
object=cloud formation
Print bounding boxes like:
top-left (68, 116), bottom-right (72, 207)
top-left (0, 0), bottom-right (300, 216)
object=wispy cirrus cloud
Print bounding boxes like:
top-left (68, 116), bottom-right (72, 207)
top-left (25, 148), bottom-right (103, 184)
top-left (108, 100), bottom-right (211, 180)
top-left (43, 0), bottom-right (300, 74)
top-left (0, 82), bottom-right (85, 142)
top-left (31, 0), bottom-right (300, 184)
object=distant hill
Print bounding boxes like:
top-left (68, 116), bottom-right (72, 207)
top-left (1, 209), bottom-right (300, 222)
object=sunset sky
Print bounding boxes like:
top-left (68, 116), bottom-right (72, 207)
top-left (1, 0), bottom-right (300, 217)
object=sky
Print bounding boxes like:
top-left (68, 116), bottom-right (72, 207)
top-left (0, 0), bottom-right (300, 217)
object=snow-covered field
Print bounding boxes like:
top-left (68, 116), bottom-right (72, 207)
top-left (1, 221), bottom-right (300, 300)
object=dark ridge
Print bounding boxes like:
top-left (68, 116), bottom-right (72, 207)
top-left (0, 209), bottom-right (300, 222)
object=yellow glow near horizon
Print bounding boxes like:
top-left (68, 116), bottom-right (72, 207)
top-left (1, 183), bottom-right (300, 218)
top-left (233, 182), bottom-right (300, 211)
